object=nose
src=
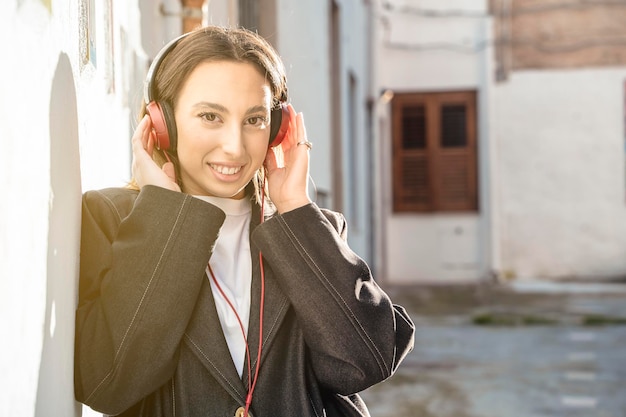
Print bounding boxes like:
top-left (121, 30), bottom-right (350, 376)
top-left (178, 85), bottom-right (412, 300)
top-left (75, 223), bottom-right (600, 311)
top-left (220, 122), bottom-right (245, 157)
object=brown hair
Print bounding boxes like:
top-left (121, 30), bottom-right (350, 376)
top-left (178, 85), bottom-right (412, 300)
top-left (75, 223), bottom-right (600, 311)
top-left (155, 26), bottom-right (288, 111)
top-left (131, 26), bottom-right (289, 203)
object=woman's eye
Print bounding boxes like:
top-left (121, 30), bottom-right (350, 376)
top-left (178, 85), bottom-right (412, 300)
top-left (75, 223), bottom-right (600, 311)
top-left (247, 116), bottom-right (268, 127)
top-left (199, 112), bottom-right (217, 122)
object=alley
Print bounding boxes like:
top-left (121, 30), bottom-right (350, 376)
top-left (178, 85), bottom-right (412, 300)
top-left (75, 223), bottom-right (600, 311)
top-left (361, 283), bottom-right (626, 417)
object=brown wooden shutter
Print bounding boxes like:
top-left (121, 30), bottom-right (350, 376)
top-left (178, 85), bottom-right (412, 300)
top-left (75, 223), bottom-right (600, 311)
top-left (393, 99), bottom-right (431, 211)
top-left (436, 93), bottom-right (477, 211)
top-left (392, 91), bottom-right (478, 212)
top-left (398, 154), bottom-right (429, 207)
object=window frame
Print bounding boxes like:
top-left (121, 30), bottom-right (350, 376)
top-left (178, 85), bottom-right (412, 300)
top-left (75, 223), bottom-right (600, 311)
top-left (391, 90), bottom-right (478, 213)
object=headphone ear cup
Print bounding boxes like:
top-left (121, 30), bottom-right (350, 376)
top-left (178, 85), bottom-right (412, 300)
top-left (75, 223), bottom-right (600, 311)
top-left (269, 104), bottom-right (291, 148)
top-left (159, 101), bottom-right (177, 151)
top-left (146, 101), bottom-right (171, 150)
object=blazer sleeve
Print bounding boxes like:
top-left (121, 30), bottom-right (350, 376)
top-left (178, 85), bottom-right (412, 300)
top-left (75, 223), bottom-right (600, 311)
top-left (251, 203), bottom-right (415, 395)
top-left (74, 186), bottom-right (226, 415)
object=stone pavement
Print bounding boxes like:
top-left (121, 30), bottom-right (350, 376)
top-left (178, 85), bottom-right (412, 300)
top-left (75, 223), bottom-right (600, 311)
top-left (360, 282), bottom-right (626, 417)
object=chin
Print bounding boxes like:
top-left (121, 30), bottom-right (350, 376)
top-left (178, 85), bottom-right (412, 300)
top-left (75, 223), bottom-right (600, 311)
top-left (212, 186), bottom-right (248, 199)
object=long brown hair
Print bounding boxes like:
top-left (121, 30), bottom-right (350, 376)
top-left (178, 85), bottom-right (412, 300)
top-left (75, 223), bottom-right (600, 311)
top-left (131, 26), bottom-right (289, 203)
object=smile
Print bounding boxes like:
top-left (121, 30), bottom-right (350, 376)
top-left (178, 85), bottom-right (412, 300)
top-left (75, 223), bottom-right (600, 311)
top-left (209, 164), bottom-right (243, 175)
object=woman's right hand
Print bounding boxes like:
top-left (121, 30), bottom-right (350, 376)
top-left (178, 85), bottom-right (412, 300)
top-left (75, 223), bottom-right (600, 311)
top-left (131, 115), bottom-right (181, 192)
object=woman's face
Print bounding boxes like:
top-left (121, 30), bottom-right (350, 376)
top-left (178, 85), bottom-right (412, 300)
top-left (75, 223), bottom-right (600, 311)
top-left (174, 60), bottom-right (272, 198)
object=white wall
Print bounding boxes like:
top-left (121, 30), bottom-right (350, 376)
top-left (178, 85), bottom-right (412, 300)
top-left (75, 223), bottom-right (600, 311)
top-left (1, 4), bottom-right (58, 414)
top-left (0, 0), bottom-right (144, 415)
top-left (337, 0), bottom-right (372, 261)
top-left (387, 215), bottom-right (483, 283)
top-left (205, 0), bottom-right (237, 26)
top-left (277, 0), bottom-right (333, 202)
top-left (373, 0), bottom-right (491, 283)
top-left (277, 0), bottom-right (372, 259)
top-left (494, 69), bottom-right (626, 280)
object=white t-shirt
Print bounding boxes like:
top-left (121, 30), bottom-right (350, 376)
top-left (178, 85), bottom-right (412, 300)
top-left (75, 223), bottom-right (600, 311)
top-left (194, 195), bottom-right (252, 377)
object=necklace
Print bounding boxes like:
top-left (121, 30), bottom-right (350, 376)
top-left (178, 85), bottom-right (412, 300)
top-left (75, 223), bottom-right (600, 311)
top-left (207, 178), bottom-right (268, 417)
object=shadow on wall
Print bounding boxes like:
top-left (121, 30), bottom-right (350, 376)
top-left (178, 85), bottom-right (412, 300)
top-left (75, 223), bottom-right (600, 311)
top-left (35, 52), bottom-right (82, 417)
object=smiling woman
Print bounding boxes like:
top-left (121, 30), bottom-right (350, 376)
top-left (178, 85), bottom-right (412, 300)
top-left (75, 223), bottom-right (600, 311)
top-left (174, 61), bottom-right (272, 199)
top-left (73, 26), bottom-right (414, 417)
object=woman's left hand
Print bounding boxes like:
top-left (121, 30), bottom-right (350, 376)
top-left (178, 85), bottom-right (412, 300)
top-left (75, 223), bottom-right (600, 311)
top-left (264, 104), bottom-right (313, 214)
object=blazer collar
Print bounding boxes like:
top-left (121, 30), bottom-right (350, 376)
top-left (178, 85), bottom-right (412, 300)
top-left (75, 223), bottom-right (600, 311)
top-left (184, 199), bottom-right (290, 403)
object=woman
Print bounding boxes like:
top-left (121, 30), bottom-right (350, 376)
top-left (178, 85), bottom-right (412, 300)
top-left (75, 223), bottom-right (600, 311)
top-left (74, 26), bottom-right (414, 417)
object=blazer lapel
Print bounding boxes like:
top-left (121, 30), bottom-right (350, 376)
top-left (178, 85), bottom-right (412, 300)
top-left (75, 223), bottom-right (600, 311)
top-left (184, 277), bottom-right (247, 401)
top-left (243, 241), bottom-right (291, 386)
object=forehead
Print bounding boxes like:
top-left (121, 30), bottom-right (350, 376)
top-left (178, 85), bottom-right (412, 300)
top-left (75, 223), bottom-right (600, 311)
top-left (178, 60), bottom-right (271, 104)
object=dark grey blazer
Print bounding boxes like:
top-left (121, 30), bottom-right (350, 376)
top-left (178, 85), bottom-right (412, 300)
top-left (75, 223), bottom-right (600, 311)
top-left (74, 186), bottom-right (414, 416)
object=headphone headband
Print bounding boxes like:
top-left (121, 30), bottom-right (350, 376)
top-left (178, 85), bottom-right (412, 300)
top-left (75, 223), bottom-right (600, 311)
top-left (144, 32), bottom-right (191, 104)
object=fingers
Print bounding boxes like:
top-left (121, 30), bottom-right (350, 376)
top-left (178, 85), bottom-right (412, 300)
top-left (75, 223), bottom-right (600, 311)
top-left (131, 115), bottom-right (180, 192)
top-left (294, 111), bottom-right (309, 153)
top-left (280, 104), bottom-right (299, 154)
top-left (280, 109), bottom-right (308, 155)
top-left (131, 116), bottom-right (150, 173)
top-left (162, 162), bottom-right (179, 186)
top-left (287, 112), bottom-right (310, 174)
top-left (147, 130), bottom-right (155, 156)
top-left (264, 147), bottom-right (278, 173)
top-left (265, 105), bottom-right (312, 213)
top-left (132, 115), bottom-right (152, 156)
top-left (273, 105), bottom-right (309, 172)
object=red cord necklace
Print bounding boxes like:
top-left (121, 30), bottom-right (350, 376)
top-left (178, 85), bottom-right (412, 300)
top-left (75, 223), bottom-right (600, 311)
top-left (207, 180), bottom-right (267, 417)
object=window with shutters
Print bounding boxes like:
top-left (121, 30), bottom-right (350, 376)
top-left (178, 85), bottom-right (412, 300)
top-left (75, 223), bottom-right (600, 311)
top-left (392, 91), bottom-right (478, 212)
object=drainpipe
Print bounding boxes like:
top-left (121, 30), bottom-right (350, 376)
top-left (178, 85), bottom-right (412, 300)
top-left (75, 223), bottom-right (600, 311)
top-left (367, 1), bottom-right (392, 284)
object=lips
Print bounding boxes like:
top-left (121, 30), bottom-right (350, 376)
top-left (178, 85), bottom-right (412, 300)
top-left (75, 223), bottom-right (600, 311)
top-left (209, 163), bottom-right (243, 175)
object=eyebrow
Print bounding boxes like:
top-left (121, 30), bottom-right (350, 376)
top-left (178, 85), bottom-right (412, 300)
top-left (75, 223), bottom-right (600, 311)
top-left (192, 102), bottom-right (269, 115)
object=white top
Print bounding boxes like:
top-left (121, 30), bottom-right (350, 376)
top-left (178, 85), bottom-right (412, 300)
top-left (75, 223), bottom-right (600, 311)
top-left (194, 195), bottom-right (252, 377)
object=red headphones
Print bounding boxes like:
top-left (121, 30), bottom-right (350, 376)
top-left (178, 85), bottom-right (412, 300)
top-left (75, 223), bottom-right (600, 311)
top-left (143, 32), bottom-right (291, 152)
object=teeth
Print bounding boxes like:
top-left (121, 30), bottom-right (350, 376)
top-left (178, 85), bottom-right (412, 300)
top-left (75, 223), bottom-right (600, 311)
top-left (210, 164), bottom-right (242, 175)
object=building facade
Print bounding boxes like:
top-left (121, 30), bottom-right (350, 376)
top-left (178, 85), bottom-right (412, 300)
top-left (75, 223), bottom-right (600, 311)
top-left (373, 0), bottom-right (626, 283)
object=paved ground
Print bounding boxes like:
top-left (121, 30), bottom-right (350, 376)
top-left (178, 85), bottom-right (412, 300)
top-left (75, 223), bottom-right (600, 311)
top-left (360, 282), bottom-right (626, 417)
